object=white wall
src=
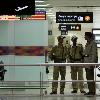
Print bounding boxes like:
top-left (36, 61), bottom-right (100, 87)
top-left (0, 20), bottom-right (48, 81)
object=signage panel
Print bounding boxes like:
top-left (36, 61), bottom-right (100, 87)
top-left (59, 24), bottom-right (81, 31)
top-left (56, 12), bottom-right (93, 23)
top-left (23, 11), bottom-right (46, 20)
top-left (0, 0), bottom-right (35, 15)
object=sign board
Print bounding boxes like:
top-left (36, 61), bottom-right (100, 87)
top-left (0, 15), bottom-right (20, 20)
top-left (23, 11), bottom-right (46, 20)
top-left (59, 24), bottom-right (81, 31)
top-left (59, 24), bottom-right (68, 31)
top-left (0, 0), bottom-right (35, 15)
top-left (56, 12), bottom-right (93, 23)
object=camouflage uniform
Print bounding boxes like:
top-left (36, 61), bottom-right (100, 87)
top-left (49, 36), bottom-right (68, 94)
top-left (84, 40), bottom-right (98, 94)
top-left (69, 44), bottom-right (85, 92)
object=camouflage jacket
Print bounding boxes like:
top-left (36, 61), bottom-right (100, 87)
top-left (84, 40), bottom-right (98, 63)
top-left (49, 44), bottom-right (68, 61)
top-left (69, 44), bottom-right (84, 62)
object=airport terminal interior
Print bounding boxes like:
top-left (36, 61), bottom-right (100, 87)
top-left (1, 0), bottom-right (100, 100)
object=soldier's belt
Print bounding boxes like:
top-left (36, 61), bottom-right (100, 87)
top-left (54, 58), bottom-right (66, 61)
top-left (71, 58), bottom-right (82, 61)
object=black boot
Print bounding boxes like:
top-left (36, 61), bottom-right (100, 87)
top-left (50, 91), bottom-right (57, 95)
top-left (71, 90), bottom-right (77, 93)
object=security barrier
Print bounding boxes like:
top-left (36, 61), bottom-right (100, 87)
top-left (0, 63), bottom-right (99, 98)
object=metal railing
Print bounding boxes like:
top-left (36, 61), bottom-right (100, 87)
top-left (0, 63), bottom-right (100, 66)
top-left (0, 63), bottom-right (99, 97)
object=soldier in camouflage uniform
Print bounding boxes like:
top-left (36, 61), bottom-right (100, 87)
top-left (84, 32), bottom-right (98, 95)
top-left (69, 35), bottom-right (86, 93)
top-left (49, 35), bottom-right (68, 94)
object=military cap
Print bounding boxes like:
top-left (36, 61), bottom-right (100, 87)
top-left (57, 35), bottom-right (65, 40)
top-left (85, 32), bottom-right (93, 37)
top-left (71, 35), bottom-right (78, 41)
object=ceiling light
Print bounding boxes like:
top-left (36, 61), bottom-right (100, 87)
top-left (36, 4), bottom-right (50, 7)
top-left (97, 44), bottom-right (100, 47)
top-left (36, 8), bottom-right (46, 10)
top-left (35, 0), bottom-right (44, 3)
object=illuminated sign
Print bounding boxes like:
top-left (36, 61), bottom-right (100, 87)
top-left (23, 11), bottom-right (46, 20)
top-left (56, 12), bottom-right (93, 23)
top-left (0, 11), bottom-right (46, 20)
top-left (0, 15), bottom-right (20, 20)
top-left (59, 24), bottom-right (81, 31)
top-left (59, 24), bottom-right (68, 31)
top-left (0, 0), bottom-right (35, 15)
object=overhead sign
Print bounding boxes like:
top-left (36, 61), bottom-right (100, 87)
top-left (23, 11), bottom-right (46, 20)
top-left (56, 12), bottom-right (93, 23)
top-left (0, 11), bottom-right (46, 20)
top-left (59, 24), bottom-right (81, 31)
top-left (0, 0), bottom-right (35, 15)
top-left (0, 15), bottom-right (20, 20)
top-left (59, 24), bottom-right (68, 31)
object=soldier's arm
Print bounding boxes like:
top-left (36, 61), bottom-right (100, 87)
top-left (49, 47), bottom-right (56, 60)
top-left (80, 44), bottom-right (84, 61)
top-left (89, 43), bottom-right (98, 63)
top-left (66, 46), bottom-right (71, 62)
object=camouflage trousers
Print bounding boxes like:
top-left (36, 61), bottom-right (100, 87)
top-left (52, 66), bottom-right (66, 93)
top-left (85, 67), bottom-right (95, 93)
top-left (71, 66), bottom-right (84, 91)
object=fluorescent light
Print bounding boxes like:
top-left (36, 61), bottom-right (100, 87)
top-left (36, 4), bottom-right (50, 7)
top-left (93, 30), bottom-right (100, 34)
top-left (36, 8), bottom-right (46, 10)
top-left (97, 44), bottom-right (100, 47)
top-left (35, 0), bottom-right (44, 3)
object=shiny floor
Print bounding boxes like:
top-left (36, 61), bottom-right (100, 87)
top-left (0, 66), bottom-right (100, 100)
top-left (0, 96), bottom-right (99, 100)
